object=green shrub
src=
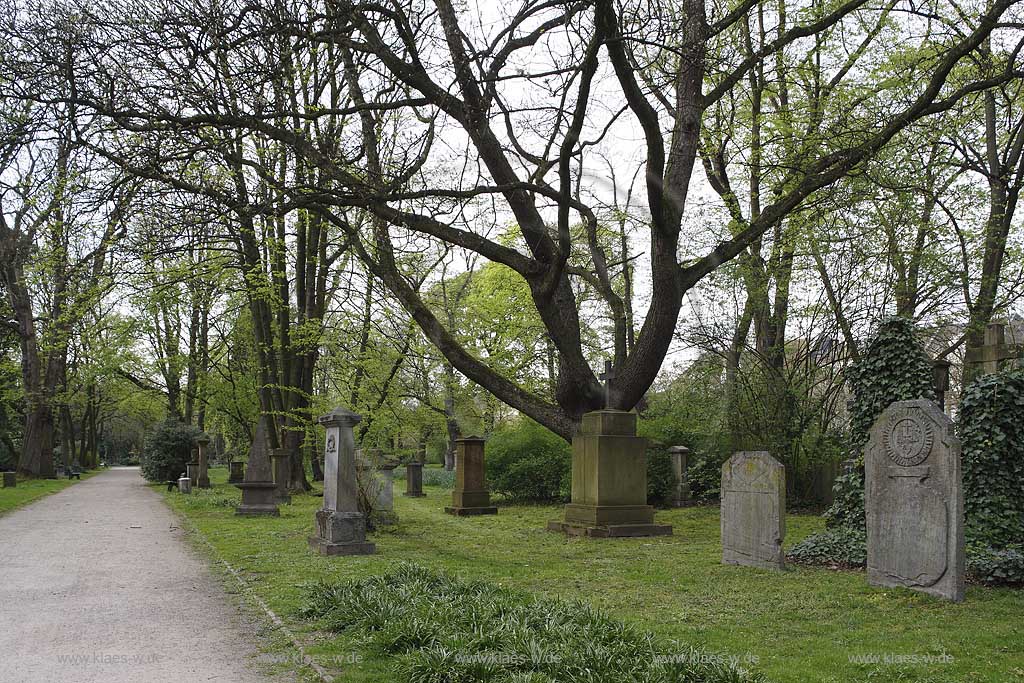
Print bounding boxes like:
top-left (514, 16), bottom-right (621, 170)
top-left (959, 370), bottom-right (1024, 548)
top-left (487, 420), bottom-right (570, 502)
top-left (787, 527), bottom-right (866, 568)
top-left (140, 420), bottom-right (201, 482)
top-left (966, 543), bottom-right (1024, 586)
top-left (422, 466), bottom-right (456, 488)
top-left (302, 563), bottom-right (764, 683)
top-left (825, 317), bottom-right (934, 528)
top-left (647, 447), bottom-right (676, 507)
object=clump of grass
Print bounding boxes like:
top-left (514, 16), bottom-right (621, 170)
top-left (422, 468), bottom-right (455, 488)
top-left (301, 563), bottom-right (764, 683)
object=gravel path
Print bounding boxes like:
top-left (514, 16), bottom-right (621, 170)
top-left (0, 467), bottom-right (284, 683)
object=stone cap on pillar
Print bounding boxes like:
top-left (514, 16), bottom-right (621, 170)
top-left (580, 410), bottom-right (637, 436)
top-left (195, 432), bottom-right (211, 446)
top-left (667, 445), bottom-right (690, 454)
top-left (318, 406), bottom-right (362, 428)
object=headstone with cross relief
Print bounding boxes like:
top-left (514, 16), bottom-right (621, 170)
top-left (865, 399), bottom-right (964, 602)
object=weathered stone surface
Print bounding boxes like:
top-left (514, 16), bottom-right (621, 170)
top-left (2, 472), bottom-right (16, 488)
top-left (668, 445), bottom-right (691, 507)
top-left (548, 410), bottom-right (671, 537)
top-left (721, 451), bottom-right (785, 570)
top-left (195, 432), bottom-right (211, 489)
top-left (866, 399), bottom-right (964, 602)
top-left (404, 462), bottom-right (425, 497)
top-left (177, 476), bottom-right (192, 494)
top-left (445, 436), bottom-right (497, 516)
top-left (310, 407), bottom-right (375, 555)
top-left (270, 448), bottom-right (292, 504)
top-left (235, 417), bottom-right (280, 516)
top-left (227, 460), bottom-right (245, 483)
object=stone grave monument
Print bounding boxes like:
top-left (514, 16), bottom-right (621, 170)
top-left (721, 451), bottom-right (785, 570)
top-left (227, 460), bottom-right (245, 483)
top-left (404, 461), bottom-right (425, 497)
top-left (668, 445), bottom-right (691, 507)
top-left (445, 436), bottom-right (497, 516)
top-left (270, 447), bottom-right (292, 504)
top-left (234, 417), bottom-right (280, 516)
top-left (548, 362), bottom-right (670, 537)
top-left (195, 432), bottom-right (212, 489)
top-left (866, 399), bottom-right (964, 602)
top-left (309, 407), bottom-right (375, 555)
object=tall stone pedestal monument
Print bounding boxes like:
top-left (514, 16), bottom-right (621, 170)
top-left (548, 410), bottom-right (671, 537)
top-left (404, 462), bottom-right (425, 497)
top-left (668, 445), bottom-right (691, 507)
top-left (866, 399), bottom-right (964, 602)
top-left (235, 417), bottom-right (280, 517)
top-left (445, 437), bottom-right (497, 516)
top-left (309, 407), bottom-right (375, 556)
top-left (721, 451), bottom-right (785, 570)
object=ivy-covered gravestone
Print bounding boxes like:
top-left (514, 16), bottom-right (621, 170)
top-left (825, 317), bottom-right (935, 529)
top-left (959, 370), bottom-right (1024, 548)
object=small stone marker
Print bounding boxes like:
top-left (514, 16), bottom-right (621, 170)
top-left (309, 407), bottom-right (375, 555)
top-left (195, 433), bottom-right (211, 489)
top-left (404, 461), bottom-right (426, 497)
top-left (227, 460), bottom-right (245, 483)
top-left (721, 451), bottom-right (785, 570)
top-left (866, 399), bottom-right (964, 602)
top-left (668, 445), bottom-right (691, 507)
top-left (270, 448), bottom-right (292, 504)
top-left (445, 436), bottom-right (497, 516)
top-left (234, 417), bottom-right (280, 517)
top-left (178, 475), bottom-right (192, 494)
top-left (3, 471), bottom-right (16, 488)
top-left (548, 410), bottom-right (671, 537)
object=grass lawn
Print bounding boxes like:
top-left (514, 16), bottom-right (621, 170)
top-left (162, 467), bottom-right (1024, 683)
top-left (0, 469), bottom-right (102, 516)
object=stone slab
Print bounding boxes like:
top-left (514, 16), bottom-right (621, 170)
top-left (721, 451), bottom-right (785, 570)
top-left (445, 506), bottom-right (498, 516)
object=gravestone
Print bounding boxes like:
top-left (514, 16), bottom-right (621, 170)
top-left (721, 451), bottom-right (785, 570)
top-left (195, 433), bottom-right (211, 489)
top-left (668, 446), bottom-right (691, 507)
top-left (404, 462), bottom-right (425, 497)
top-left (270, 448), bottom-right (292, 504)
top-left (369, 463), bottom-right (398, 525)
top-left (309, 407), bottom-right (375, 555)
top-left (227, 460), bottom-right (245, 483)
top-left (548, 409), bottom-right (671, 537)
top-left (866, 399), bottom-right (964, 602)
top-left (234, 417), bottom-right (280, 516)
top-left (3, 471), bottom-right (16, 488)
top-left (185, 455), bottom-right (199, 487)
top-left (445, 436), bottom-right (497, 516)
top-left (178, 474), bottom-right (192, 494)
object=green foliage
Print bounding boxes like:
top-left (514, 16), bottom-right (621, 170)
top-left (140, 420), bottom-right (202, 482)
top-left (966, 544), bottom-right (1024, 586)
top-left (487, 420), bottom-right (570, 502)
top-left (787, 527), bottom-right (867, 568)
top-left (646, 448), bottom-right (676, 507)
top-left (422, 466), bottom-right (456, 488)
top-left (301, 563), bottom-right (764, 683)
top-left (959, 370), bottom-right (1024, 548)
top-left (826, 317), bottom-right (934, 528)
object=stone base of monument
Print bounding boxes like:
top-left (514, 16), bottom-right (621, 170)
top-left (547, 504), bottom-right (671, 537)
top-left (444, 489), bottom-right (497, 516)
top-left (234, 482), bottom-right (280, 516)
top-left (308, 509), bottom-right (376, 555)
